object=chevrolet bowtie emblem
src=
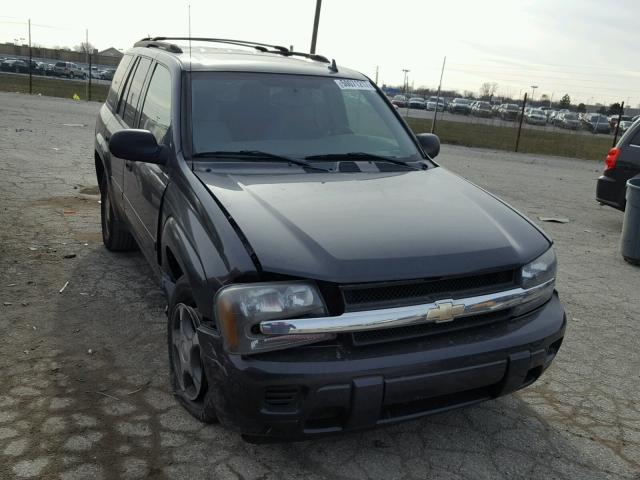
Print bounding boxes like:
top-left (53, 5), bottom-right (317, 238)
top-left (426, 300), bottom-right (465, 323)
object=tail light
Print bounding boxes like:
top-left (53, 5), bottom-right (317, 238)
top-left (605, 147), bottom-right (620, 171)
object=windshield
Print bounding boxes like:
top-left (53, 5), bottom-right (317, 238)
top-left (564, 114), bottom-right (578, 120)
top-left (190, 72), bottom-right (422, 160)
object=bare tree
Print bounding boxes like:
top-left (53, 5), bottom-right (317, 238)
top-left (479, 82), bottom-right (498, 99)
top-left (73, 41), bottom-right (96, 53)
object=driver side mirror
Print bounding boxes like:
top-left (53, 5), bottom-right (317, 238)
top-left (416, 133), bottom-right (440, 159)
top-left (109, 129), bottom-right (168, 165)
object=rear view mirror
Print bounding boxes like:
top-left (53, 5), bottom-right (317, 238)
top-left (416, 133), bottom-right (440, 159)
top-left (109, 129), bottom-right (168, 165)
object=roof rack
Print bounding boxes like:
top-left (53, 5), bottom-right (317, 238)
top-left (134, 37), bottom-right (331, 64)
top-left (133, 39), bottom-right (183, 53)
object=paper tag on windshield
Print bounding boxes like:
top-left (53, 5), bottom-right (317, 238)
top-left (334, 79), bottom-right (375, 91)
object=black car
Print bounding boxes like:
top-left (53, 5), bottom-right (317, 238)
top-left (94, 37), bottom-right (565, 441)
top-left (596, 120), bottom-right (640, 210)
top-left (0, 58), bottom-right (29, 73)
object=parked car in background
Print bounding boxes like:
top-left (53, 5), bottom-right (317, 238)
top-left (499, 104), bottom-right (520, 121)
top-left (40, 63), bottom-right (56, 76)
top-left (408, 97), bottom-right (426, 109)
top-left (586, 114), bottom-right (611, 134)
top-left (610, 115), bottom-right (632, 130)
top-left (618, 120), bottom-right (634, 133)
top-left (426, 96), bottom-right (445, 111)
top-left (558, 112), bottom-right (581, 130)
top-left (53, 61), bottom-right (86, 78)
top-left (100, 69), bottom-right (115, 80)
top-left (448, 98), bottom-right (472, 114)
top-left (596, 120), bottom-right (640, 211)
top-left (0, 58), bottom-right (29, 73)
top-left (525, 108), bottom-right (547, 126)
top-left (391, 94), bottom-right (408, 108)
top-left (471, 101), bottom-right (492, 117)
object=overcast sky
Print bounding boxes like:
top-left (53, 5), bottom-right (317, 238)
top-left (2, 0), bottom-right (638, 105)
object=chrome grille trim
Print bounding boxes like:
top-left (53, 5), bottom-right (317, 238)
top-left (260, 280), bottom-right (554, 335)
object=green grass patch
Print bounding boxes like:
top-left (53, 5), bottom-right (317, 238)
top-left (0, 73), bottom-right (108, 102)
top-left (405, 117), bottom-right (612, 161)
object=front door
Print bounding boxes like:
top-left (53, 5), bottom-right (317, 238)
top-left (123, 62), bottom-right (172, 256)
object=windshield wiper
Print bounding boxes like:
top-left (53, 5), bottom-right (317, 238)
top-left (193, 150), bottom-right (330, 172)
top-left (305, 152), bottom-right (422, 170)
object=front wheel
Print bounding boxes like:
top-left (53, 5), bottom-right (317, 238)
top-left (168, 278), bottom-right (218, 423)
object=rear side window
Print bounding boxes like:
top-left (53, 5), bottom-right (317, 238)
top-left (139, 64), bottom-right (171, 143)
top-left (629, 128), bottom-right (640, 147)
top-left (106, 55), bottom-right (133, 111)
top-left (121, 57), bottom-right (152, 127)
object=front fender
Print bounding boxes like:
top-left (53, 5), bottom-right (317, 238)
top-left (160, 217), bottom-right (208, 304)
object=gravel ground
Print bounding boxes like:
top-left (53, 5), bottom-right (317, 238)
top-left (0, 92), bottom-right (638, 480)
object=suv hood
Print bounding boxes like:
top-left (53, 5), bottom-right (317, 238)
top-left (196, 167), bottom-right (549, 283)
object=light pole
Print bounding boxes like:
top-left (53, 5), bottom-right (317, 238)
top-left (530, 85), bottom-right (538, 103)
top-left (310, 0), bottom-right (322, 54)
top-left (402, 69), bottom-right (410, 94)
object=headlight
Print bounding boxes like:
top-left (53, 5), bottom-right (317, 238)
top-left (214, 281), bottom-right (334, 354)
top-left (513, 248), bottom-right (557, 316)
top-left (519, 247), bottom-right (557, 289)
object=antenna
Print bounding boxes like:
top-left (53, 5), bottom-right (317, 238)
top-left (188, 5), bottom-right (192, 71)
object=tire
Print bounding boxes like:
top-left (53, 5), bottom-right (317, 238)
top-left (167, 277), bottom-right (218, 423)
top-left (100, 176), bottom-right (137, 251)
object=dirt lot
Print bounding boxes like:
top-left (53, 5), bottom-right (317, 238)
top-left (0, 92), bottom-right (639, 480)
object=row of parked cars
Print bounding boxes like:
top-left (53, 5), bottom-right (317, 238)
top-left (0, 57), bottom-right (114, 80)
top-left (393, 93), bottom-right (638, 135)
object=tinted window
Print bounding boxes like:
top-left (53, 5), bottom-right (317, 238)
top-left (105, 54), bottom-right (133, 110)
top-left (629, 127), bottom-right (640, 147)
top-left (139, 64), bottom-right (171, 144)
top-left (121, 57), bottom-right (152, 127)
top-left (191, 72), bottom-right (421, 160)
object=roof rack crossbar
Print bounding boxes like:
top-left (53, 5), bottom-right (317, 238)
top-left (134, 37), bottom-right (331, 64)
top-left (148, 37), bottom-right (290, 54)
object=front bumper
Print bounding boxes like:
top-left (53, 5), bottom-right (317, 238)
top-left (198, 293), bottom-right (565, 441)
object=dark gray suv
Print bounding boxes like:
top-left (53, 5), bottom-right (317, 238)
top-left (94, 37), bottom-right (565, 441)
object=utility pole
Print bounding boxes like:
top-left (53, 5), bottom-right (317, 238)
top-left (84, 28), bottom-right (91, 102)
top-left (28, 19), bottom-right (32, 95)
top-left (402, 69), bottom-right (409, 94)
top-left (431, 56), bottom-right (446, 134)
top-left (310, 0), bottom-right (322, 54)
top-left (375, 65), bottom-right (379, 85)
top-left (515, 92), bottom-right (528, 152)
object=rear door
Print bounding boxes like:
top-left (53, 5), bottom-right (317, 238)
top-left (122, 61), bottom-right (172, 256)
top-left (103, 54), bottom-right (135, 214)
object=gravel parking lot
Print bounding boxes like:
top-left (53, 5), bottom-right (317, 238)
top-left (0, 92), bottom-right (639, 480)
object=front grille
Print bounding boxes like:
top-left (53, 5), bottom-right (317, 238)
top-left (349, 309), bottom-right (511, 346)
top-left (341, 270), bottom-right (516, 311)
